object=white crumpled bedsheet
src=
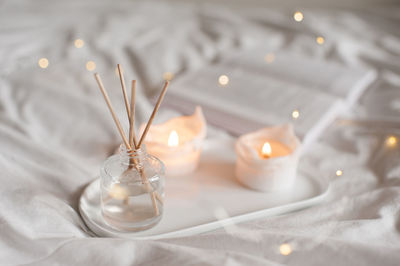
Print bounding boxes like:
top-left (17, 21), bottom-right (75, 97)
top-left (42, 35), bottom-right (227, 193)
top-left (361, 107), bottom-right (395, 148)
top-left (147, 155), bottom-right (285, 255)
top-left (0, 0), bottom-right (399, 265)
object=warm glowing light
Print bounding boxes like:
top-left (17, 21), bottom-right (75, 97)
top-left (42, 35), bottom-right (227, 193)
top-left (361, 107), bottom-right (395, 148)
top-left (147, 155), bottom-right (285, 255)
top-left (293, 11), bottom-right (304, 22)
top-left (261, 142), bottom-right (272, 158)
top-left (109, 184), bottom-right (128, 200)
top-left (386, 136), bottom-right (397, 147)
top-left (74, 39), bottom-right (84, 48)
top-left (336, 170), bottom-right (343, 176)
top-left (316, 36), bottom-right (325, 45)
top-left (292, 109), bottom-right (300, 119)
top-left (38, 58), bottom-right (49, 69)
top-left (280, 243), bottom-right (292, 256)
top-left (163, 72), bottom-right (174, 81)
top-left (265, 53), bottom-right (275, 63)
top-left (218, 75), bottom-right (229, 86)
top-left (168, 130), bottom-right (179, 147)
top-left (86, 61), bottom-right (96, 71)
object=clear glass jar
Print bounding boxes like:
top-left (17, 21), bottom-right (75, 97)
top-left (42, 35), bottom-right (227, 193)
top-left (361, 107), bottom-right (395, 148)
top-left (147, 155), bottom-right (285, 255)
top-left (100, 144), bottom-right (165, 232)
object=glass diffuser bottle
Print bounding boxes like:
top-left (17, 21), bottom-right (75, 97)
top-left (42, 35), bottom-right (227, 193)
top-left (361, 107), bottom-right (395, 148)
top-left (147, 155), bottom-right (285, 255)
top-left (100, 144), bottom-right (165, 231)
top-left (94, 65), bottom-right (170, 233)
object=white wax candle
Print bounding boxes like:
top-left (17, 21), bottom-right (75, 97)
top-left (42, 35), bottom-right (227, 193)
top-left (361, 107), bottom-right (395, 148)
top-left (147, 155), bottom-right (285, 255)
top-left (142, 106), bottom-right (206, 176)
top-left (235, 124), bottom-right (301, 192)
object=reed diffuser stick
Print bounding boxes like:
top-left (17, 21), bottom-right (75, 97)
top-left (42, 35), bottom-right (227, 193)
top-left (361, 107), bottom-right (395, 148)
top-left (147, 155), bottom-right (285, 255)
top-left (137, 81), bottom-right (169, 148)
top-left (129, 80), bottom-right (137, 149)
top-left (117, 64), bottom-right (131, 121)
top-left (94, 73), bottom-right (131, 150)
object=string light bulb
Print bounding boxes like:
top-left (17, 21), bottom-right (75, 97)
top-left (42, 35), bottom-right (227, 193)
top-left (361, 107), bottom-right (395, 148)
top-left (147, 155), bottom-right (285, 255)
top-left (218, 75), bottom-right (229, 86)
top-left (316, 36), bottom-right (325, 45)
top-left (293, 11), bottom-right (304, 22)
top-left (74, 39), bottom-right (84, 48)
top-left (280, 243), bottom-right (292, 256)
top-left (292, 109), bottom-right (300, 119)
top-left (38, 58), bottom-right (49, 69)
top-left (336, 170), bottom-right (343, 176)
top-left (86, 61), bottom-right (96, 71)
top-left (386, 136), bottom-right (397, 147)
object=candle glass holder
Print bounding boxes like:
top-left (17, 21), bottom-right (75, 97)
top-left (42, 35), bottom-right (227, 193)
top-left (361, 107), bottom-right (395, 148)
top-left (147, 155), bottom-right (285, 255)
top-left (235, 124), bottom-right (301, 192)
top-left (100, 145), bottom-right (165, 232)
top-left (142, 106), bottom-right (207, 176)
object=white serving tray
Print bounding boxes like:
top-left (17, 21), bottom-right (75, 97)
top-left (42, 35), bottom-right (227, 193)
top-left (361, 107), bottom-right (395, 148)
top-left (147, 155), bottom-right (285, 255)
top-left (79, 138), bottom-right (330, 239)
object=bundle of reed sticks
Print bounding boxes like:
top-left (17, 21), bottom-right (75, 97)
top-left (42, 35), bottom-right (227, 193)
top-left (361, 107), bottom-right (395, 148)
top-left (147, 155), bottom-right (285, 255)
top-left (94, 64), bottom-right (169, 215)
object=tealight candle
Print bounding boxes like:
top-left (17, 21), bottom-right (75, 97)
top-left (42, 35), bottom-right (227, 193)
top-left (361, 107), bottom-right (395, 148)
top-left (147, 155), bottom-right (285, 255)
top-left (235, 124), bottom-right (301, 192)
top-left (142, 106), bottom-right (206, 176)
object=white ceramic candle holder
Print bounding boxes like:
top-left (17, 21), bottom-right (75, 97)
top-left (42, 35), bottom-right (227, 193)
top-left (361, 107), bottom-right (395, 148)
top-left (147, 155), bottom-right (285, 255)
top-left (235, 124), bottom-right (301, 192)
top-left (142, 106), bottom-right (206, 176)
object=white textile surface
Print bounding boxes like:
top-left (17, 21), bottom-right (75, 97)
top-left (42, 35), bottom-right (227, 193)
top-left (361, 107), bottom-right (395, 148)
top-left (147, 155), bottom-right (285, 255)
top-left (1, 0), bottom-right (400, 265)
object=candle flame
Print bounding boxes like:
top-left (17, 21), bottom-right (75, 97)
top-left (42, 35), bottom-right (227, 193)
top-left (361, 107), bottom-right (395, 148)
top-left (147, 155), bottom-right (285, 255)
top-left (168, 130), bottom-right (179, 147)
top-left (261, 142), bottom-right (272, 158)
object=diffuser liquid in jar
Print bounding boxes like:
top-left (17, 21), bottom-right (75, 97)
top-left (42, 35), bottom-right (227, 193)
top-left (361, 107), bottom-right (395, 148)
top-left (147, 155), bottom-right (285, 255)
top-left (100, 146), bottom-right (165, 232)
top-left (101, 177), bottom-right (163, 231)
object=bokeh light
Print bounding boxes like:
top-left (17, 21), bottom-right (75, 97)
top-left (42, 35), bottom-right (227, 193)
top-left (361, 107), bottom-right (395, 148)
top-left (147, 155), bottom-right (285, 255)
top-left (265, 53), bottom-right (275, 63)
top-left (38, 58), bottom-right (49, 69)
top-left (316, 36), bottom-right (325, 45)
top-left (218, 75), bottom-right (229, 86)
top-left (74, 39), bottom-right (84, 48)
top-left (386, 136), bottom-right (397, 147)
top-left (293, 11), bottom-right (304, 22)
top-left (292, 109), bottom-right (300, 119)
top-left (86, 61), bottom-right (96, 71)
top-left (280, 243), bottom-right (292, 256)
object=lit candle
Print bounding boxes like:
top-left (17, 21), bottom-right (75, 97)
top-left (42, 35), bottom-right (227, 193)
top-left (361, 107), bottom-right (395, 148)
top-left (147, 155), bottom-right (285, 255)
top-left (235, 124), bottom-right (301, 192)
top-left (168, 130), bottom-right (179, 147)
top-left (142, 106), bottom-right (206, 176)
top-left (260, 141), bottom-right (291, 159)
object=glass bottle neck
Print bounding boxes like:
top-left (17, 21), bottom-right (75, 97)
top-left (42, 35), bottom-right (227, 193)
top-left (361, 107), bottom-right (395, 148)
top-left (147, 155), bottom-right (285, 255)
top-left (119, 144), bottom-right (147, 165)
